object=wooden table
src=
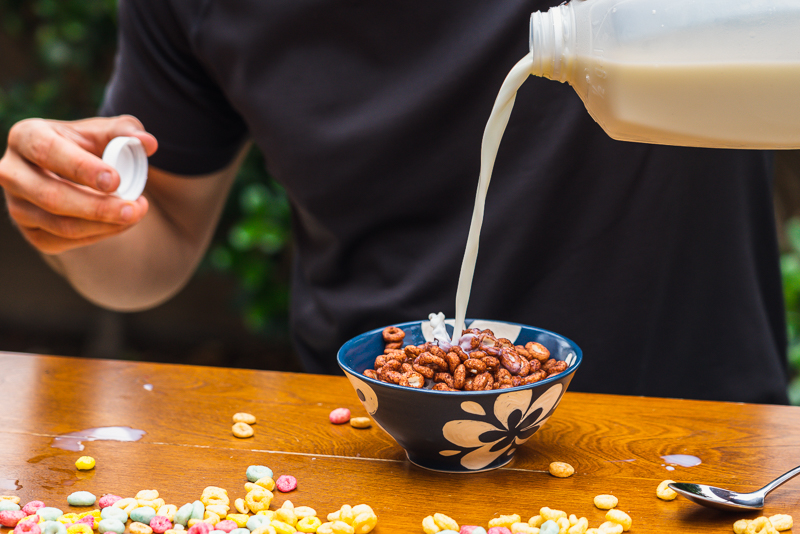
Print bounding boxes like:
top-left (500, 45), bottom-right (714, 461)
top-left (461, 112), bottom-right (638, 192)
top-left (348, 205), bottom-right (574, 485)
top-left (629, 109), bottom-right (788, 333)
top-left (1, 352), bottom-right (799, 533)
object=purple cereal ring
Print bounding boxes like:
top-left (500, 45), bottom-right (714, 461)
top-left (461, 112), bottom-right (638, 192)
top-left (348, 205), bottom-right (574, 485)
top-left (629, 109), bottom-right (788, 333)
top-left (14, 519), bottom-right (41, 534)
top-left (149, 516), bottom-right (172, 534)
top-left (213, 521), bottom-right (237, 533)
top-left (21, 502), bottom-right (45, 516)
top-left (275, 475), bottom-right (297, 493)
top-left (0, 511), bottom-right (27, 528)
top-left (487, 529), bottom-right (511, 534)
top-left (187, 522), bottom-right (212, 534)
top-left (97, 495), bottom-right (122, 509)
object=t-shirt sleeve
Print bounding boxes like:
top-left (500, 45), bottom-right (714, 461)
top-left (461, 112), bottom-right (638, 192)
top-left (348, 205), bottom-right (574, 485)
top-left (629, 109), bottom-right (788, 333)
top-left (99, 0), bottom-right (248, 175)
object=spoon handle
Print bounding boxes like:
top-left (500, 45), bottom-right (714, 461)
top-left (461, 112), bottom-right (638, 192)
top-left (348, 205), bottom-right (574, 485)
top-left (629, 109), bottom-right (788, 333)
top-left (759, 464), bottom-right (800, 496)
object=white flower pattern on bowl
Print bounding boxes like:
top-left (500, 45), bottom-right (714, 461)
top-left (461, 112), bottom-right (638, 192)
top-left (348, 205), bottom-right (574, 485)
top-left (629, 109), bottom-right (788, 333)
top-left (440, 383), bottom-right (563, 470)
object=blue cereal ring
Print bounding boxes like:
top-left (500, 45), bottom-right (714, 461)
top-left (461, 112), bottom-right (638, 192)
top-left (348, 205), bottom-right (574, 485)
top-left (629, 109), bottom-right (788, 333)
top-left (98, 519), bottom-right (126, 534)
top-left (174, 504), bottom-right (193, 527)
top-left (0, 501), bottom-right (20, 512)
top-left (40, 521), bottom-right (67, 534)
top-left (230, 529), bottom-right (250, 534)
top-left (245, 466), bottom-right (272, 483)
top-left (100, 507), bottom-right (127, 523)
top-left (539, 520), bottom-right (559, 534)
top-left (190, 501), bottom-right (205, 521)
top-left (245, 516), bottom-right (268, 532)
top-left (129, 507), bottom-right (156, 525)
top-left (37, 508), bottom-right (63, 521)
top-left (67, 492), bottom-right (96, 507)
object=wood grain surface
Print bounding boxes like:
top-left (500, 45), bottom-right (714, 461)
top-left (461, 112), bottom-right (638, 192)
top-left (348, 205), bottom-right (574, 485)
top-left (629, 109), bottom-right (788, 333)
top-left (1, 352), bottom-right (799, 533)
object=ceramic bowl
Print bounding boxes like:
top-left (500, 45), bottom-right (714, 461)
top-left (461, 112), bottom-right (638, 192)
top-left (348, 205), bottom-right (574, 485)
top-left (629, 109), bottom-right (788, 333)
top-left (337, 319), bottom-right (582, 473)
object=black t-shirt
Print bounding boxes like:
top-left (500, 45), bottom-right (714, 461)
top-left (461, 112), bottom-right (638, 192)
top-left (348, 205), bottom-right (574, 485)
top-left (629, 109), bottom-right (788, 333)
top-left (101, 0), bottom-right (789, 404)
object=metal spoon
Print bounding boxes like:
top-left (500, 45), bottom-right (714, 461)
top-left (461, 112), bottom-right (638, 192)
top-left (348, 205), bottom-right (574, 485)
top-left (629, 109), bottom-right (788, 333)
top-left (669, 465), bottom-right (800, 512)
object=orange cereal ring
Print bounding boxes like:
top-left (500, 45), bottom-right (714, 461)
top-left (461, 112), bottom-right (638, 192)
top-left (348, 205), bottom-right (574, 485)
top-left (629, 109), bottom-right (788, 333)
top-left (382, 327), bottom-right (405, 343)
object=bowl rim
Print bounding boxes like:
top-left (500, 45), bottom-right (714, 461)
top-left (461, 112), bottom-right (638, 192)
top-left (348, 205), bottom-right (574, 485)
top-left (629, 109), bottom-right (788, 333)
top-left (337, 318), bottom-right (582, 396)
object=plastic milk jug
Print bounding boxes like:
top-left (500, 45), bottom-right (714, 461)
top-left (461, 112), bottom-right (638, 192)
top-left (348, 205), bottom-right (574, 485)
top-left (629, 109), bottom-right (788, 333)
top-left (529, 0), bottom-right (800, 149)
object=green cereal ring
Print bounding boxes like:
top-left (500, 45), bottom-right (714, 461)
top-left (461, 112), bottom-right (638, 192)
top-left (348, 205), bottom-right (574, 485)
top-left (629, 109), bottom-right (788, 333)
top-left (100, 508), bottom-right (127, 523)
top-left (174, 504), bottom-right (193, 527)
top-left (41, 521), bottom-right (67, 534)
top-left (37, 508), bottom-right (63, 521)
top-left (67, 492), bottom-right (97, 507)
top-left (98, 519), bottom-right (126, 534)
top-left (129, 507), bottom-right (156, 525)
top-left (245, 516), bottom-right (268, 531)
top-left (0, 502), bottom-right (20, 512)
top-left (190, 501), bottom-right (204, 521)
top-left (245, 466), bottom-right (272, 483)
top-left (229, 529), bottom-right (249, 534)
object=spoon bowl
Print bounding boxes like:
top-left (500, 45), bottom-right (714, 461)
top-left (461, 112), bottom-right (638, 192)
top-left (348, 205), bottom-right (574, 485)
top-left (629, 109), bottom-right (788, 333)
top-left (669, 464), bottom-right (800, 512)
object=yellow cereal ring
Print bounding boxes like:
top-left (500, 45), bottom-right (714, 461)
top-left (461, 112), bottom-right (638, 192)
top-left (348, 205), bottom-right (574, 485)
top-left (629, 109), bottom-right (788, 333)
top-left (251, 526), bottom-right (277, 534)
top-left (433, 513), bottom-right (459, 531)
top-left (605, 509), bottom-right (632, 531)
top-left (226, 514), bottom-right (249, 528)
top-left (129, 522), bottom-right (153, 534)
top-left (422, 516), bottom-right (440, 534)
top-left (488, 515), bottom-right (520, 528)
top-left (59, 514), bottom-right (80, 525)
top-left (256, 511), bottom-right (276, 520)
top-left (245, 488), bottom-right (273, 513)
top-left (352, 512), bottom-right (377, 534)
top-left (511, 523), bottom-right (538, 534)
top-left (330, 521), bottom-right (354, 534)
top-left (202, 511), bottom-right (220, 526)
top-left (528, 516), bottom-right (543, 528)
top-left (594, 495), bottom-right (619, 510)
top-left (254, 477), bottom-right (276, 492)
top-left (540, 508), bottom-right (567, 522)
top-left (135, 490), bottom-right (159, 501)
top-left (66, 525), bottom-right (93, 534)
top-left (275, 508), bottom-right (297, 527)
top-left (270, 520), bottom-right (296, 534)
top-left (296, 517), bottom-right (322, 533)
top-left (316, 523), bottom-right (334, 534)
top-left (205, 505), bottom-right (229, 518)
top-left (75, 457), bottom-right (95, 471)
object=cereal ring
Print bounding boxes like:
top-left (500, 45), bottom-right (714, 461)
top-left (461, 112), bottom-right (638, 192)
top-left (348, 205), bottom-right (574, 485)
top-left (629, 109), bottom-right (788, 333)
top-left (130, 507), bottom-right (157, 525)
top-left (594, 495), bottom-right (618, 510)
top-left (453, 364), bottom-right (466, 389)
top-left (432, 383), bottom-right (457, 391)
top-left (521, 371), bottom-right (547, 385)
top-left (22, 503), bottom-right (45, 516)
top-left (605, 510), bottom-right (631, 532)
top-left (14, 519), bottom-right (41, 534)
top-left (417, 353), bottom-right (447, 371)
top-left (656, 480), bottom-right (677, 501)
top-left (157, 506), bottom-right (177, 522)
top-left (244, 488), bottom-right (273, 512)
top-left (487, 527), bottom-right (512, 534)
top-left (540, 508), bottom-right (567, 522)
top-left (433, 513), bottom-right (459, 531)
top-left (434, 372), bottom-right (455, 389)
top-left (745, 517), bottom-right (779, 534)
top-left (597, 522), bottom-right (623, 534)
top-left (232, 413), bottom-right (256, 425)
top-left (100, 508), bottom-right (127, 524)
top-left (246, 466), bottom-right (274, 482)
top-left (275, 475), bottom-right (297, 493)
top-left (525, 342), bottom-right (550, 361)
top-left (734, 520), bottom-right (752, 534)
top-left (232, 422), bottom-right (254, 438)
top-left (37, 509), bottom-right (64, 522)
top-left (464, 358), bottom-right (487, 374)
top-left (769, 514), bottom-right (793, 531)
top-left (97, 519), bottom-right (124, 534)
top-left (97, 496), bottom-right (121, 510)
top-left (296, 517), bottom-right (321, 533)
top-left (518, 357), bottom-right (531, 377)
top-left (150, 517), bottom-right (173, 534)
top-left (0, 497), bottom-right (21, 505)
top-left (329, 408), bottom-right (351, 424)
top-left (74, 457), bottom-right (95, 471)
top-left (481, 356), bottom-right (500, 371)
top-left (215, 520), bottom-right (238, 532)
top-left (412, 363), bottom-right (435, 379)
top-left (488, 515), bottom-right (520, 528)
top-left (404, 345), bottom-right (423, 358)
top-left (362, 369), bottom-right (378, 380)
top-left (399, 371), bottom-right (425, 388)
top-left (543, 359), bottom-right (567, 376)
top-left (204, 505), bottom-right (228, 519)
top-left (384, 341), bottom-right (402, 350)
top-left (66, 492), bottom-right (96, 507)
top-left (499, 347), bottom-right (522, 374)
top-left (136, 490), bottom-right (159, 501)
top-left (549, 461), bottom-right (575, 478)
top-left (382, 327), bottom-right (405, 343)
top-left (187, 523), bottom-right (212, 534)
top-left (350, 417), bottom-right (372, 428)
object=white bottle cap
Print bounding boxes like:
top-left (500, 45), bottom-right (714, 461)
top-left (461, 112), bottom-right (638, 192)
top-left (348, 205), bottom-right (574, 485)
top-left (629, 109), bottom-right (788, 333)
top-left (102, 136), bottom-right (148, 201)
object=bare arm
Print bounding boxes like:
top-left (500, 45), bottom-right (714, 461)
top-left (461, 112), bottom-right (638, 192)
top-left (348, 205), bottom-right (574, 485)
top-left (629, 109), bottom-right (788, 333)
top-left (1, 115), bottom-right (247, 311)
top-left (46, 147), bottom-right (247, 311)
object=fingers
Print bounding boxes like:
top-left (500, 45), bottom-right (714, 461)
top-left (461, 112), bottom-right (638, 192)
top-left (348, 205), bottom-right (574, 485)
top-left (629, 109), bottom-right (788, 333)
top-left (7, 115), bottom-right (158, 193)
top-left (2, 152), bottom-right (148, 224)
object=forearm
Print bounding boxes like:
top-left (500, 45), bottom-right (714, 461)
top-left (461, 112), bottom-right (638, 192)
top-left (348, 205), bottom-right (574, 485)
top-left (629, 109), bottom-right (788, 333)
top-left (44, 149), bottom-right (245, 312)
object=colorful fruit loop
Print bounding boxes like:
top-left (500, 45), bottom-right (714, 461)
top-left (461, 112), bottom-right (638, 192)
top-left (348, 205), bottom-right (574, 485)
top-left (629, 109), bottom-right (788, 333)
top-left (0, 465), bottom-right (377, 534)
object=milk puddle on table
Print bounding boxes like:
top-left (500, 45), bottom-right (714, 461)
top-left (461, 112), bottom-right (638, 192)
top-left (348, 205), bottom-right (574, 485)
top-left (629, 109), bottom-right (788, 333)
top-left (51, 426), bottom-right (147, 451)
top-left (661, 454), bottom-right (702, 471)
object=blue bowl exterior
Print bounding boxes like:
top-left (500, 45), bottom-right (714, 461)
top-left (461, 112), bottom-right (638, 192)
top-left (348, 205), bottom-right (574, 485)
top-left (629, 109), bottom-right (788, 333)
top-left (337, 320), bottom-right (582, 473)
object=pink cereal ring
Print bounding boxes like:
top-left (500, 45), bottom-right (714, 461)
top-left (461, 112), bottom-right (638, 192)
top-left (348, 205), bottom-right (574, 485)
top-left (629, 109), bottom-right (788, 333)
top-left (329, 408), bottom-right (351, 424)
top-left (213, 521), bottom-right (237, 533)
top-left (275, 475), bottom-right (297, 493)
top-left (187, 522), bottom-right (212, 534)
top-left (0, 511), bottom-right (27, 528)
top-left (14, 520), bottom-right (41, 534)
top-left (21, 502), bottom-right (45, 516)
top-left (98, 495), bottom-right (122, 509)
top-left (149, 516), bottom-right (172, 534)
top-left (487, 529), bottom-right (512, 534)
top-left (460, 528), bottom-right (484, 534)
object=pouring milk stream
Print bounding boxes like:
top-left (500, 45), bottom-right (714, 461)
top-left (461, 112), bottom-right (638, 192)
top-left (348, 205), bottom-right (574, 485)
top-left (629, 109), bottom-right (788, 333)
top-left (447, 0), bottom-right (800, 343)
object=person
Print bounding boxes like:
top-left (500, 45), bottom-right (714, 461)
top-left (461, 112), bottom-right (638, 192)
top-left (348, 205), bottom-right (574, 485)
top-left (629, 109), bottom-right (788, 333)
top-left (0, 0), bottom-right (789, 404)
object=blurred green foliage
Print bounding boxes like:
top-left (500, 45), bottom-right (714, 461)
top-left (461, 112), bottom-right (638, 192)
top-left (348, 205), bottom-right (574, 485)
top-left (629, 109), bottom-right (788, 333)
top-left (0, 0), bottom-right (292, 340)
top-left (780, 218), bottom-right (800, 404)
